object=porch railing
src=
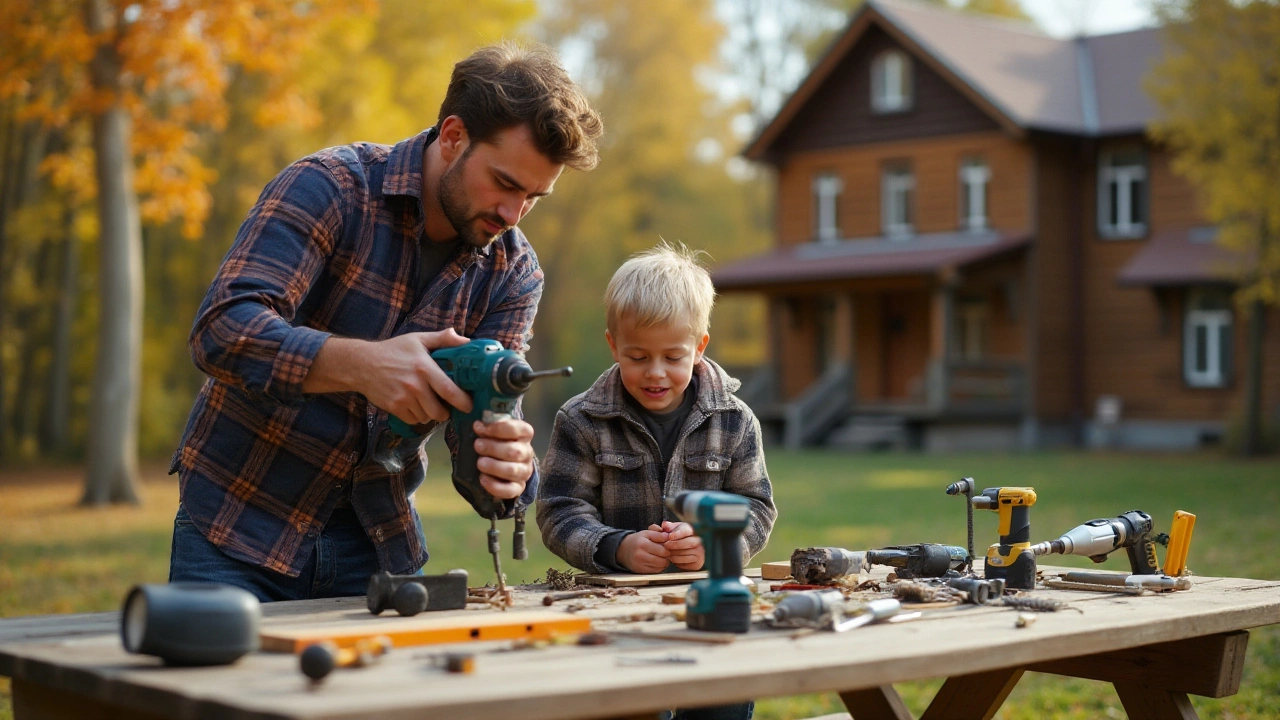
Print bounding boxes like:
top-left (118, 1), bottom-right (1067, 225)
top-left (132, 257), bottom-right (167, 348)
top-left (927, 358), bottom-right (1025, 416)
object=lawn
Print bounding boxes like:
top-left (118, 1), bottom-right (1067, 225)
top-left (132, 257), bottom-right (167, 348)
top-left (1, 447), bottom-right (1278, 719)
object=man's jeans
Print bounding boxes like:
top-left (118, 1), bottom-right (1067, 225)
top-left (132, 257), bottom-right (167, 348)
top-left (168, 505), bottom-right (378, 602)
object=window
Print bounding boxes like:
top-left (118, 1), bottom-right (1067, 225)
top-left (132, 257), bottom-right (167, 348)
top-left (881, 164), bottom-right (914, 237)
top-left (959, 158), bottom-right (990, 231)
top-left (955, 300), bottom-right (990, 360)
top-left (871, 50), bottom-right (912, 113)
top-left (1098, 149), bottom-right (1147, 238)
top-left (812, 173), bottom-right (843, 243)
top-left (1184, 290), bottom-right (1233, 388)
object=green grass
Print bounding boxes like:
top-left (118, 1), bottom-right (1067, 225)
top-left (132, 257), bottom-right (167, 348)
top-left (2, 449), bottom-right (1278, 719)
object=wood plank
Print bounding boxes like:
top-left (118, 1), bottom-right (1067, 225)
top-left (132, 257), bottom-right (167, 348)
top-left (1114, 682), bottom-right (1199, 720)
top-left (576, 567), bottom-right (762, 588)
top-left (12, 678), bottom-right (169, 720)
top-left (839, 685), bottom-right (913, 720)
top-left (762, 562), bottom-right (793, 580)
top-left (258, 610), bottom-right (591, 653)
top-left (1, 570), bottom-right (1278, 720)
top-left (919, 667), bottom-right (1024, 720)
top-left (1028, 630), bottom-right (1248, 698)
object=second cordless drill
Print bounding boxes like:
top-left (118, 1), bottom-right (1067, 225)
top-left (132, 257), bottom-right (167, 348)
top-left (665, 491), bottom-right (754, 633)
top-left (972, 486), bottom-right (1037, 589)
top-left (371, 339), bottom-right (571, 597)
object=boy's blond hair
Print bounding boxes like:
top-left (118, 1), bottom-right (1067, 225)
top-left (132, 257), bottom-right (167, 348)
top-left (605, 241), bottom-right (716, 337)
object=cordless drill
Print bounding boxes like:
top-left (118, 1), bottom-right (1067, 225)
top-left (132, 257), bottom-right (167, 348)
top-left (371, 339), bottom-right (571, 596)
top-left (972, 486), bottom-right (1037, 589)
top-left (1029, 510), bottom-right (1162, 574)
top-left (664, 491), bottom-right (754, 633)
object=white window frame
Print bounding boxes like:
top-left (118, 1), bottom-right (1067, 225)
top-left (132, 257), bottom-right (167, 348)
top-left (871, 50), bottom-right (912, 113)
top-left (812, 173), bottom-right (843, 243)
top-left (1183, 292), bottom-right (1232, 388)
top-left (959, 158), bottom-right (990, 231)
top-left (1098, 149), bottom-right (1147, 238)
top-left (882, 165), bottom-right (914, 238)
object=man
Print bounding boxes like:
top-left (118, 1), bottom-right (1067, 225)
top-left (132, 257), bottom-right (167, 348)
top-left (168, 43), bottom-right (603, 602)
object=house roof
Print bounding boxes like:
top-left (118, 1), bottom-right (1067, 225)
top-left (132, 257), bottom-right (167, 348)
top-left (712, 231), bottom-right (1029, 290)
top-left (1117, 227), bottom-right (1246, 286)
top-left (745, 0), bottom-right (1163, 160)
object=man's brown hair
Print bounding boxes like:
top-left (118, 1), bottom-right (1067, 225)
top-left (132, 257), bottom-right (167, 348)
top-left (440, 42), bottom-right (603, 172)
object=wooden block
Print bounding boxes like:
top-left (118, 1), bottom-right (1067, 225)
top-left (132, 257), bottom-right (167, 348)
top-left (761, 561), bottom-right (793, 580)
top-left (1028, 630), bottom-right (1248, 698)
top-left (258, 610), bottom-right (591, 653)
top-left (576, 567), bottom-right (762, 587)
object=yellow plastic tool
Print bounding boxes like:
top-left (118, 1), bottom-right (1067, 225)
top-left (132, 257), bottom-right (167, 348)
top-left (1163, 510), bottom-right (1196, 577)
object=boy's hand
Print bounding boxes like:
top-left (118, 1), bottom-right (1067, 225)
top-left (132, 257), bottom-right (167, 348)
top-left (617, 530), bottom-right (671, 574)
top-left (472, 418), bottom-right (536, 500)
top-left (660, 521), bottom-right (705, 571)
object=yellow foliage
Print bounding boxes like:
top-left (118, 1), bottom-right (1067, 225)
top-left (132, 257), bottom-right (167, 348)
top-left (0, 0), bottom-right (373, 237)
top-left (1147, 0), bottom-right (1280, 306)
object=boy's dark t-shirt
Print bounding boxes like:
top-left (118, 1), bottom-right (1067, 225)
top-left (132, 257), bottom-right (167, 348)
top-left (593, 376), bottom-right (699, 571)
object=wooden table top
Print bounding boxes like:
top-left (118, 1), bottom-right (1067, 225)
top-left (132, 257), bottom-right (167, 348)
top-left (3, 568), bottom-right (1280, 720)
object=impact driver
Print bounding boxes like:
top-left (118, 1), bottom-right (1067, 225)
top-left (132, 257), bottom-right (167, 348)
top-left (664, 491), bottom-right (754, 633)
top-left (971, 486), bottom-right (1038, 589)
top-left (1029, 509), bottom-right (1162, 574)
top-left (371, 339), bottom-right (571, 599)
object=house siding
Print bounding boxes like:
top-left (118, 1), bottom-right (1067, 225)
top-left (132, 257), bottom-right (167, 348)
top-left (776, 132), bottom-right (1034, 244)
top-left (769, 26), bottom-right (998, 157)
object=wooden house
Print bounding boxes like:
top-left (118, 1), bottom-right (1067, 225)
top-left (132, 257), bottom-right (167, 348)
top-left (713, 0), bottom-right (1280, 451)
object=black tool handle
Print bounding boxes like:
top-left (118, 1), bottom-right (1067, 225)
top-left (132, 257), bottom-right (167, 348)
top-left (1005, 505), bottom-right (1031, 545)
top-left (1126, 536), bottom-right (1161, 575)
top-left (452, 423), bottom-right (504, 519)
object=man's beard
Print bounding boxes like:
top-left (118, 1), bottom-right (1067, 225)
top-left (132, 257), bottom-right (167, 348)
top-left (438, 152), bottom-right (509, 248)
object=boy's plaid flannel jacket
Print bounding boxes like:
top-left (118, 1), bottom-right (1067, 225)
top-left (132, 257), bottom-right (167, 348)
top-left (537, 358), bottom-right (776, 573)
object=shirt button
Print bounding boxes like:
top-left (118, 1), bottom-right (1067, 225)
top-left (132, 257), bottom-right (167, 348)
top-left (708, 460), bottom-right (720, 470)
top-left (374, 529), bottom-right (384, 541)
top-left (299, 521), bottom-right (310, 531)
top-left (348, 452), bottom-right (359, 463)
top-left (306, 530), bottom-right (318, 538)
top-left (334, 484), bottom-right (344, 493)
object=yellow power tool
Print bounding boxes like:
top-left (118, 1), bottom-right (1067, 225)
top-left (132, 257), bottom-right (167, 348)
top-left (972, 486), bottom-right (1037, 589)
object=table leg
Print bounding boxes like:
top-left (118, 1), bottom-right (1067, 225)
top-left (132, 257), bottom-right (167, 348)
top-left (839, 684), bottom-right (913, 720)
top-left (1114, 682), bottom-right (1199, 720)
top-left (918, 667), bottom-right (1024, 720)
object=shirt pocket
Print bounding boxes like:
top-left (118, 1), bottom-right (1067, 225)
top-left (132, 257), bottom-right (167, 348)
top-left (596, 452), bottom-right (645, 475)
top-left (682, 453), bottom-right (733, 489)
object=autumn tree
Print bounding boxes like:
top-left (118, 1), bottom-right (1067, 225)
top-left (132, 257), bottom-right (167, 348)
top-left (1, 0), bottom-right (366, 503)
top-left (1147, 0), bottom-right (1280, 455)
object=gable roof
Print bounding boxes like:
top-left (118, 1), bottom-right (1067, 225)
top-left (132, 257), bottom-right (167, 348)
top-left (745, 0), bottom-right (1163, 161)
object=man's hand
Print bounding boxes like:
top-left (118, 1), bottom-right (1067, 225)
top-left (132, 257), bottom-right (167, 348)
top-left (305, 329), bottom-right (472, 424)
top-left (617, 529), bottom-right (672, 574)
top-left (659, 521), bottom-right (705, 571)
top-left (472, 417), bottom-right (536, 499)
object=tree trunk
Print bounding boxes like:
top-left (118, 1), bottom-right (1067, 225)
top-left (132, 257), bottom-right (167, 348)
top-left (82, 0), bottom-right (142, 505)
top-left (1241, 298), bottom-right (1266, 456)
top-left (44, 201), bottom-right (79, 455)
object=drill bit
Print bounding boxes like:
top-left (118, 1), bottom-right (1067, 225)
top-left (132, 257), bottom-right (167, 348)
top-left (488, 514), bottom-right (509, 609)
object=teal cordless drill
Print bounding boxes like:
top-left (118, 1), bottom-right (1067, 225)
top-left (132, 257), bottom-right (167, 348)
top-left (371, 339), bottom-right (571, 597)
top-left (664, 491), bottom-right (754, 633)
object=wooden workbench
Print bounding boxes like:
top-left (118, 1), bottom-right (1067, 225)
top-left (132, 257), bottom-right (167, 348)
top-left (3, 567), bottom-right (1279, 720)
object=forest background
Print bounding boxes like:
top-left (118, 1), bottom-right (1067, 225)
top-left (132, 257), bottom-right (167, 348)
top-left (8, 0), bottom-right (1275, 501)
top-left (0, 0), bottom-right (1036, 483)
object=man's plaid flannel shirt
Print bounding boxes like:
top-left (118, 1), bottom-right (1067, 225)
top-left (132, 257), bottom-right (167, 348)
top-left (536, 358), bottom-right (776, 573)
top-left (171, 127), bottom-right (543, 577)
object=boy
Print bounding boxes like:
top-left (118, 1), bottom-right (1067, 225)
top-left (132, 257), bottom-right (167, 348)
top-left (537, 242), bottom-right (776, 577)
